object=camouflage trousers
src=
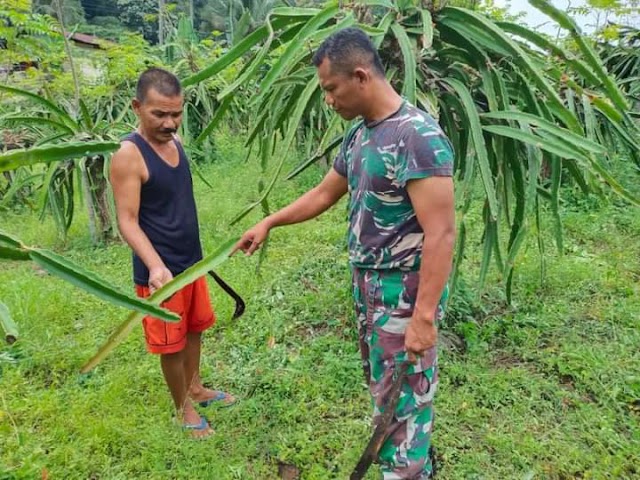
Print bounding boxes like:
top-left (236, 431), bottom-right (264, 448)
top-left (352, 267), bottom-right (447, 480)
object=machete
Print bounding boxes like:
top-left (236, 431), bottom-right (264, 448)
top-left (350, 362), bottom-right (419, 480)
top-left (208, 270), bottom-right (246, 320)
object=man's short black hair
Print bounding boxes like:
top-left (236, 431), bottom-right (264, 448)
top-left (312, 27), bottom-right (384, 77)
top-left (136, 67), bottom-right (182, 103)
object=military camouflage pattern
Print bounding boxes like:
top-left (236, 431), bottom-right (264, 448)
top-left (352, 268), bottom-right (448, 479)
top-left (333, 101), bottom-right (454, 270)
top-left (335, 101), bottom-right (453, 478)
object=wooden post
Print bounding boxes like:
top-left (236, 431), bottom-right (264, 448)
top-left (158, 0), bottom-right (165, 45)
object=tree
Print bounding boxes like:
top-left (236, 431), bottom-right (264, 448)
top-left (197, 0), bottom-right (284, 44)
top-left (0, 0), bottom-right (63, 72)
top-left (183, 0), bottom-right (640, 301)
top-left (116, 0), bottom-right (159, 43)
top-left (33, 0), bottom-right (86, 26)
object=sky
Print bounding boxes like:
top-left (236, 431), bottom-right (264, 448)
top-left (494, 0), bottom-right (639, 35)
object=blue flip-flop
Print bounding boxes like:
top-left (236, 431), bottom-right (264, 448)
top-left (198, 391), bottom-right (236, 408)
top-left (182, 415), bottom-right (211, 433)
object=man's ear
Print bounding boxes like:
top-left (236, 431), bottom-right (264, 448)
top-left (132, 98), bottom-right (141, 112)
top-left (353, 67), bottom-right (370, 85)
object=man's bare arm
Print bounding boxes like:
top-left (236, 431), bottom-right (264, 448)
top-left (110, 144), bottom-right (171, 290)
top-left (233, 169), bottom-right (348, 255)
top-left (408, 176), bottom-right (456, 322)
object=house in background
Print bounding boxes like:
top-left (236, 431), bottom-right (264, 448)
top-left (1, 31), bottom-right (111, 75)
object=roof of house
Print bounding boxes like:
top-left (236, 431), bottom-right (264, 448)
top-left (65, 32), bottom-right (115, 49)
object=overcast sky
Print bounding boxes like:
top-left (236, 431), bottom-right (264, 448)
top-left (494, 0), bottom-right (639, 35)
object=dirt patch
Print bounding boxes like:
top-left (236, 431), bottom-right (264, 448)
top-left (439, 330), bottom-right (466, 354)
top-left (490, 351), bottom-right (536, 372)
top-left (278, 462), bottom-right (300, 480)
top-left (559, 373), bottom-right (575, 389)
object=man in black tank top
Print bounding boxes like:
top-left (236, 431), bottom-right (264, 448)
top-left (110, 68), bottom-right (234, 438)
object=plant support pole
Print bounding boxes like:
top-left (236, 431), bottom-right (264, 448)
top-left (80, 160), bottom-right (98, 244)
top-left (159, 0), bottom-right (165, 45)
top-left (53, 0), bottom-right (80, 115)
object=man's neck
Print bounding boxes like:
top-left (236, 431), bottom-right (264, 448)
top-left (137, 128), bottom-right (173, 150)
top-left (362, 83), bottom-right (403, 124)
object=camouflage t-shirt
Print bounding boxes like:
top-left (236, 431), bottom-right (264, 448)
top-left (333, 101), bottom-right (454, 270)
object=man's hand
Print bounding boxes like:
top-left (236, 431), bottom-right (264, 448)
top-left (405, 312), bottom-right (438, 364)
top-left (148, 266), bottom-right (173, 293)
top-left (232, 220), bottom-right (270, 256)
top-left (230, 170), bottom-right (347, 258)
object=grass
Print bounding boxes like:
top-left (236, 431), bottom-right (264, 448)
top-left (0, 134), bottom-right (639, 479)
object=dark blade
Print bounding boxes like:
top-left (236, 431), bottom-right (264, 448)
top-left (350, 362), bottom-right (411, 480)
top-left (208, 270), bottom-right (246, 320)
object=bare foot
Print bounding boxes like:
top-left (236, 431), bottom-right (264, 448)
top-left (181, 403), bottom-right (213, 439)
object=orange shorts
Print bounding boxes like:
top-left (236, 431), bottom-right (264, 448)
top-left (135, 277), bottom-right (216, 354)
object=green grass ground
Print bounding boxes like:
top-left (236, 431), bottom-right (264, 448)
top-left (1, 136), bottom-right (639, 479)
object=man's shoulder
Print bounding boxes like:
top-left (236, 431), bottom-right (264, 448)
top-left (111, 138), bottom-right (143, 176)
top-left (113, 139), bottom-right (141, 161)
top-left (394, 105), bottom-right (454, 162)
top-left (397, 103), bottom-right (443, 137)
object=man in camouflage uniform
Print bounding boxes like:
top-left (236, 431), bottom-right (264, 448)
top-left (233, 28), bottom-right (455, 479)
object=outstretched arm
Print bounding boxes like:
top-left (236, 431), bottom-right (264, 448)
top-left (233, 169), bottom-right (348, 255)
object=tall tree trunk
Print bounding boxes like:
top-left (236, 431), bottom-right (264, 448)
top-left (86, 155), bottom-right (115, 242)
top-left (80, 159), bottom-right (98, 245)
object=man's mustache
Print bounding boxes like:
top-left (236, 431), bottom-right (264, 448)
top-left (160, 128), bottom-right (177, 134)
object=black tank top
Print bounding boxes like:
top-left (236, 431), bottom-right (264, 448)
top-left (123, 132), bottom-right (203, 285)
